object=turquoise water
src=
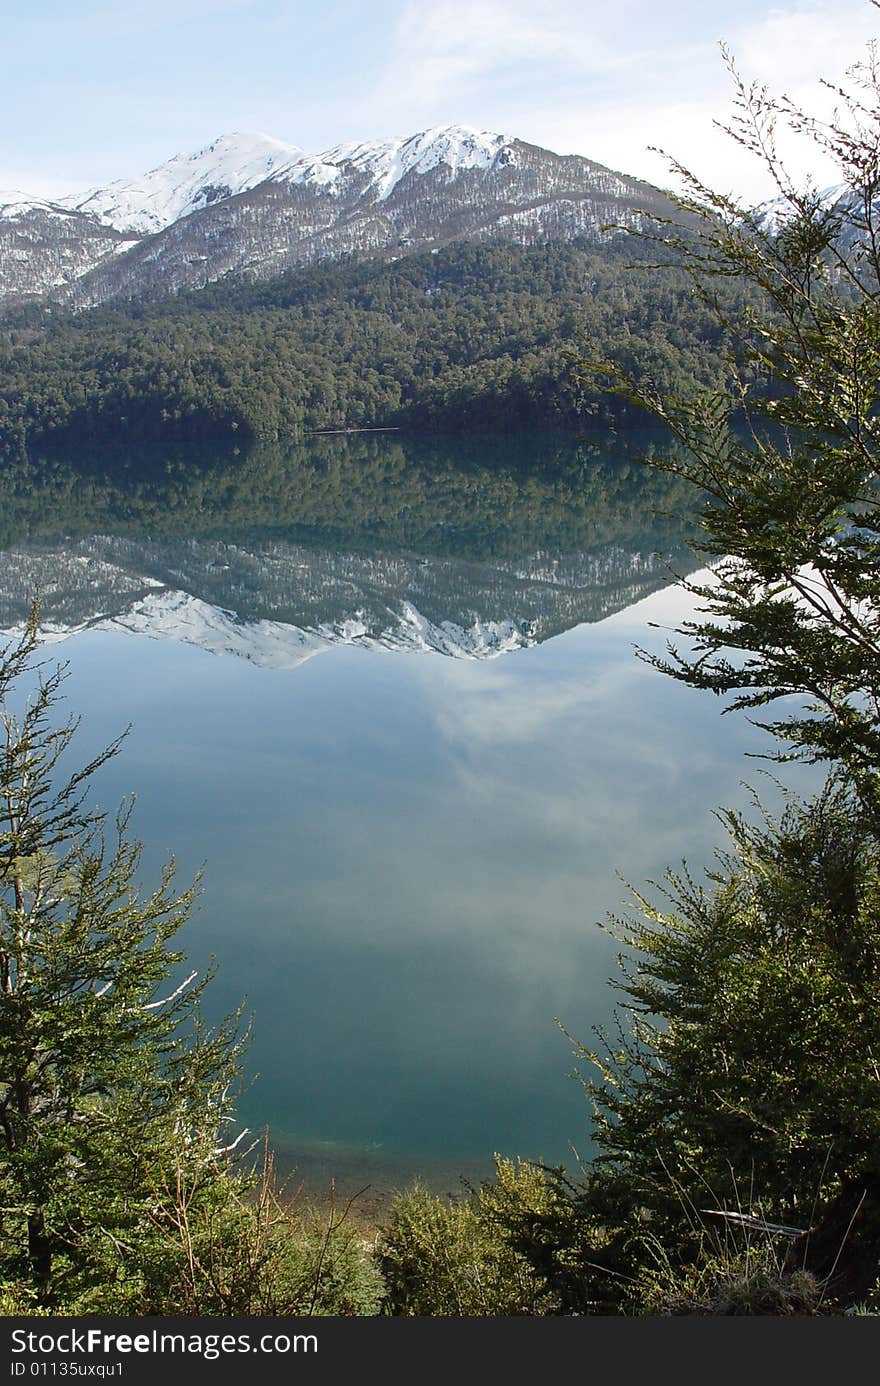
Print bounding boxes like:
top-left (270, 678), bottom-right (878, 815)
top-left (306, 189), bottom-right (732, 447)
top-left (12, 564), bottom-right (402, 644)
top-left (0, 434), bottom-right (808, 1187)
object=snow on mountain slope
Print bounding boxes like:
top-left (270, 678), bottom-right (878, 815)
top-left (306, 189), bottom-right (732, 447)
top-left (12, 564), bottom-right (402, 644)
top-left (58, 132), bottom-right (306, 235)
top-left (755, 181), bottom-right (857, 235)
top-left (303, 125), bottom-right (512, 200)
top-left (3, 124), bottom-right (672, 306)
top-left (95, 589), bottom-right (330, 667)
top-left (45, 125), bottom-right (514, 230)
top-left (0, 587), bottom-right (533, 669)
top-left (0, 191), bottom-right (71, 220)
top-left (0, 197), bottom-right (136, 299)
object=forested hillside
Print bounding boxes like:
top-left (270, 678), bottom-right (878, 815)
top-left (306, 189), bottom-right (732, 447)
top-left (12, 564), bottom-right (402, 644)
top-left (0, 240), bottom-right (753, 455)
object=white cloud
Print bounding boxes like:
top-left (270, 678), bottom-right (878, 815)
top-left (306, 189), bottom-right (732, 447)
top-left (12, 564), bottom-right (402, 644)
top-left (378, 0), bottom-right (639, 116)
top-left (737, 2), bottom-right (879, 87)
top-left (432, 666), bottom-right (616, 748)
top-left (369, 0), bottom-right (879, 202)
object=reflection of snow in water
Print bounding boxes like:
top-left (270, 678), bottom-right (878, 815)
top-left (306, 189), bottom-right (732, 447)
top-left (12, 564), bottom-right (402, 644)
top-left (0, 536), bottom-right (684, 666)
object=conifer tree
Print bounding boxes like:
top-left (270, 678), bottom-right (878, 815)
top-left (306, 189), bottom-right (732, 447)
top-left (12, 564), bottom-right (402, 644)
top-left (0, 609), bottom-right (244, 1308)
top-left (565, 32), bottom-right (880, 1309)
top-left (579, 41), bottom-right (880, 817)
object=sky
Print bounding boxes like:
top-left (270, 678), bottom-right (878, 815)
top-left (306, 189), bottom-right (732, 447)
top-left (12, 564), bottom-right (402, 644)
top-left (1, 0), bottom-right (876, 203)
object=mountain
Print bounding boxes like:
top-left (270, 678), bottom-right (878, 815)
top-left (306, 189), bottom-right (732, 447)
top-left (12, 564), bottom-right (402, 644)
top-left (57, 131), bottom-right (307, 236)
top-left (0, 195), bottom-right (136, 301)
top-left (0, 532), bottom-right (680, 669)
top-left (0, 126), bottom-right (674, 308)
top-left (755, 181), bottom-right (868, 252)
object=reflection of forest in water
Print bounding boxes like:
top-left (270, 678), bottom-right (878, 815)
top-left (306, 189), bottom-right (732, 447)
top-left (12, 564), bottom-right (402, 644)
top-left (0, 431), bottom-right (698, 655)
top-left (0, 430), bottom-right (747, 1177)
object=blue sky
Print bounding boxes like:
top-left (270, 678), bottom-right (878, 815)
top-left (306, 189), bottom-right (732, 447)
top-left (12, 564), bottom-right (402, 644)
top-left (2, 0), bottom-right (875, 200)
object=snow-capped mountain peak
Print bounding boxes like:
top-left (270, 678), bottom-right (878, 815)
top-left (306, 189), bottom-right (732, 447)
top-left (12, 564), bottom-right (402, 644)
top-left (0, 190), bottom-right (85, 220)
top-left (0, 124), bottom-right (674, 307)
top-left (320, 124), bottom-right (512, 200)
top-left (755, 180), bottom-right (859, 236)
top-left (9, 126), bottom-right (515, 235)
top-left (252, 123), bottom-right (514, 201)
top-left (58, 131), bottom-right (306, 236)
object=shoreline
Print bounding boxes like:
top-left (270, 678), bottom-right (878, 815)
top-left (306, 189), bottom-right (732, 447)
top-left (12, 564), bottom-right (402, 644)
top-left (262, 1138), bottom-right (497, 1228)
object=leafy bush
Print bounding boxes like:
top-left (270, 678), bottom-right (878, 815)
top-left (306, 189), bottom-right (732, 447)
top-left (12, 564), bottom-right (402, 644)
top-left (562, 33), bottom-right (880, 1316)
top-left (376, 1159), bottom-right (566, 1315)
top-left (563, 786), bottom-right (880, 1309)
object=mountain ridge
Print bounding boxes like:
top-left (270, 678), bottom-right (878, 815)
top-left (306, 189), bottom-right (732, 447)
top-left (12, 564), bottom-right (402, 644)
top-left (1, 125), bottom-right (624, 231)
top-left (0, 124), bottom-right (673, 308)
top-left (0, 532), bottom-right (680, 669)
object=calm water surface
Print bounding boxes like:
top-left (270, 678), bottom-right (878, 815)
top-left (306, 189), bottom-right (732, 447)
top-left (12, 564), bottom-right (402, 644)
top-left (0, 434), bottom-right (806, 1191)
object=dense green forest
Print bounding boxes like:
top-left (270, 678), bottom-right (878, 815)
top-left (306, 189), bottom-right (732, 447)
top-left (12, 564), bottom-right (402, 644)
top-left (0, 431), bottom-right (696, 558)
top-left (0, 238), bottom-right (753, 454)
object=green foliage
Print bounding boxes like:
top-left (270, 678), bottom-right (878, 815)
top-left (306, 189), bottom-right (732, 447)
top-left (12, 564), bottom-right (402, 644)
top-left (0, 430), bottom-right (697, 571)
top-left (0, 611), bottom-right (246, 1309)
top-left (576, 51), bottom-right (880, 816)
top-left (0, 240), bottom-right (750, 455)
top-left (376, 1159), bottom-right (568, 1315)
top-left (557, 41), bottom-right (880, 1313)
top-left (630, 1238), bottom-right (822, 1316)
top-left (121, 1154), bottom-right (383, 1317)
top-left (0, 1285), bottom-right (52, 1315)
top-left (573, 788), bottom-right (880, 1298)
top-left (0, 614), bottom-right (383, 1316)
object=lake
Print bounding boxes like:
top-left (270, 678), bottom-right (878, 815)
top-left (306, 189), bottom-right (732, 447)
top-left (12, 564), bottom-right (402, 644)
top-left (0, 431), bottom-right (804, 1200)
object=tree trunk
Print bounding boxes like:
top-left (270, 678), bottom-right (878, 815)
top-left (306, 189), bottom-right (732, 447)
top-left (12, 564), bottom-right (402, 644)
top-left (27, 1207), bottom-right (52, 1302)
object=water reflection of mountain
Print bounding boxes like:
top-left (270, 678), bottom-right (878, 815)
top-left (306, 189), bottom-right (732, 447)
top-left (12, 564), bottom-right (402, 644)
top-left (0, 535), bottom-right (687, 665)
top-left (0, 433), bottom-right (697, 664)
